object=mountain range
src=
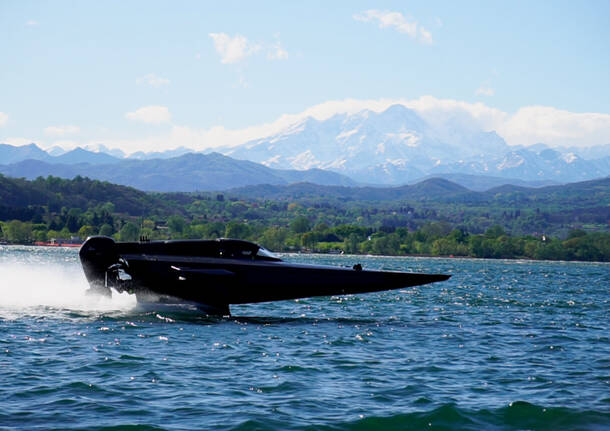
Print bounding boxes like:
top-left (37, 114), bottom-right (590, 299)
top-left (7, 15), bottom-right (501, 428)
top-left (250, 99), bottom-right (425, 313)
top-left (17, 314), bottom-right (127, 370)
top-left (0, 152), bottom-right (356, 192)
top-left (0, 143), bottom-right (564, 192)
top-left (221, 104), bottom-right (610, 184)
top-left (1, 103), bottom-right (609, 190)
top-left (0, 143), bottom-right (122, 165)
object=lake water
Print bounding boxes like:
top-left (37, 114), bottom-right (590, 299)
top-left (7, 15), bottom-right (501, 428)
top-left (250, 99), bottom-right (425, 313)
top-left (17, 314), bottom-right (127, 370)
top-left (1, 246), bottom-right (608, 430)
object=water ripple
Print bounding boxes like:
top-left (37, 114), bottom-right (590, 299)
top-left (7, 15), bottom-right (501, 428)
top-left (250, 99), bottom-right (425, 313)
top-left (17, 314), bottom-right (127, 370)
top-left (0, 248), bottom-right (609, 430)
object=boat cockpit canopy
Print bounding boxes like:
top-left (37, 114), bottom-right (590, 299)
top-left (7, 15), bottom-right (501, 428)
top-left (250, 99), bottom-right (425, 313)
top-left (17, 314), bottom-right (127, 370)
top-left (117, 238), bottom-right (282, 261)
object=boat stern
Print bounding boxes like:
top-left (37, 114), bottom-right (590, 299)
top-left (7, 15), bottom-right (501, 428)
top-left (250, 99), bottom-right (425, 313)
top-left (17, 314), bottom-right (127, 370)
top-left (79, 236), bottom-right (120, 297)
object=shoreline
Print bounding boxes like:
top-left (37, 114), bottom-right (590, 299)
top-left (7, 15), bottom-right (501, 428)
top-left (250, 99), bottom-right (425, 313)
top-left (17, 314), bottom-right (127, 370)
top-left (2, 242), bottom-right (608, 264)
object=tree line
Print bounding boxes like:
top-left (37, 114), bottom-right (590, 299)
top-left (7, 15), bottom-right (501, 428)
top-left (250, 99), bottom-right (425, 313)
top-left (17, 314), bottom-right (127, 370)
top-left (1, 175), bottom-right (608, 262)
top-left (1, 216), bottom-right (608, 262)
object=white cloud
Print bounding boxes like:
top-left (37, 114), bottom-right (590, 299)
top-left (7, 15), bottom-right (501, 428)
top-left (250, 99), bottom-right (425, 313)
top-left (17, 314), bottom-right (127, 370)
top-left (181, 96), bottom-right (608, 150)
top-left (209, 33), bottom-right (260, 64)
top-left (44, 124), bottom-right (80, 136)
top-left (405, 96), bottom-right (507, 132)
top-left (235, 74), bottom-right (248, 89)
top-left (209, 33), bottom-right (288, 64)
top-left (354, 10), bottom-right (433, 44)
top-left (34, 98), bottom-right (608, 155)
top-left (136, 73), bottom-right (170, 87)
top-left (296, 97), bottom-right (609, 149)
top-left (267, 41), bottom-right (288, 60)
top-left (84, 97), bottom-right (498, 154)
top-left (51, 140), bottom-right (79, 149)
top-left (0, 112), bottom-right (8, 127)
top-left (125, 105), bottom-right (172, 124)
top-left (499, 106), bottom-right (610, 148)
top-left (26, 20), bottom-right (38, 27)
top-left (418, 27), bottom-right (433, 44)
top-left (475, 84), bottom-right (495, 97)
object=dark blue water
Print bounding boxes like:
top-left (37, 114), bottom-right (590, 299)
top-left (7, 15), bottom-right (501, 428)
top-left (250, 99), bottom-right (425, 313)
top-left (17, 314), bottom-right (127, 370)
top-left (1, 246), bottom-right (609, 430)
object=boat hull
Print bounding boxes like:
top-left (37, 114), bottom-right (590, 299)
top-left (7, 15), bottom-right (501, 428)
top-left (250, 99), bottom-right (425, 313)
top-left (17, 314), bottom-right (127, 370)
top-left (79, 236), bottom-right (450, 314)
top-left (123, 254), bottom-right (449, 305)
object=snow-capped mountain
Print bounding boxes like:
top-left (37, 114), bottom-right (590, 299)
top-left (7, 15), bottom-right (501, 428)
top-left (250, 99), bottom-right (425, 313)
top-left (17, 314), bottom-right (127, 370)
top-left (226, 104), bottom-right (509, 174)
top-left (426, 148), bottom-right (610, 182)
top-left (2, 103), bottom-right (608, 186)
top-left (85, 144), bottom-right (126, 159)
top-left (221, 104), bottom-right (609, 184)
top-left (128, 146), bottom-right (193, 160)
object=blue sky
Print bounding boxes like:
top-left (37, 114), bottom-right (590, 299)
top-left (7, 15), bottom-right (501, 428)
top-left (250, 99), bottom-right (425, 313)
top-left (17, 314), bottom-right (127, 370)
top-left (1, 0), bottom-right (609, 153)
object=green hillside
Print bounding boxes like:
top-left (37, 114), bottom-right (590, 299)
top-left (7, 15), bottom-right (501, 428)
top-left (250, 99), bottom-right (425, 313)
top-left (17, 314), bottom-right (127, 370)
top-left (0, 174), bottom-right (174, 216)
top-left (1, 174), bottom-right (608, 261)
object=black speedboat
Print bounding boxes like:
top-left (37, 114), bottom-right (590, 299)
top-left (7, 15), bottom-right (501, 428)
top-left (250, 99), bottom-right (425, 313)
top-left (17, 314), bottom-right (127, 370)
top-left (79, 236), bottom-right (450, 315)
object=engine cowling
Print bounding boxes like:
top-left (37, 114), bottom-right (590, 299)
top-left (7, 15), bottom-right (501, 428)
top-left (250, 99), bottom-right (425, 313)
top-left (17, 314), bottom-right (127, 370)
top-left (79, 236), bottom-right (120, 296)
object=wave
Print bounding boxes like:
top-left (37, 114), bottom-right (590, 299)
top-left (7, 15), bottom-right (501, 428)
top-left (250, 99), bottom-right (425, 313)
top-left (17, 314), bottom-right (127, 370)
top-left (226, 402), bottom-right (610, 431)
top-left (3, 400), bottom-right (608, 431)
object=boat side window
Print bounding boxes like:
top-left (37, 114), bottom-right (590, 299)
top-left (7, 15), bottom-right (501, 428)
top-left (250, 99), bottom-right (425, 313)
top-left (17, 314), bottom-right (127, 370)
top-left (219, 248), bottom-right (255, 259)
top-left (239, 249), bottom-right (253, 258)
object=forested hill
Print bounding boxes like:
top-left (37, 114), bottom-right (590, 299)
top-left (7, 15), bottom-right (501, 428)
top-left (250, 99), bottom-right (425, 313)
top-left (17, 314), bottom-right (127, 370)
top-left (1, 174), bottom-right (608, 261)
top-left (229, 176), bottom-right (610, 207)
top-left (229, 178), bottom-right (474, 201)
top-left (0, 175), bottom-right (174, 216)
top-left (484, 176), bottom-right (610, 207)
top-left (3, 174), bottom-right (609, 213)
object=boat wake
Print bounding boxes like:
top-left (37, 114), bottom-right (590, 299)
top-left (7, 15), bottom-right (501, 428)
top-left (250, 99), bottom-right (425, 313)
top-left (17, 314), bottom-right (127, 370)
top-left (0, 262), bottom-right (136, 317)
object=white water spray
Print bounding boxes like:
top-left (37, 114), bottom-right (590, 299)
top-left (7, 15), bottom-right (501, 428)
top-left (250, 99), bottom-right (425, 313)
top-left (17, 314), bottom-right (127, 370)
top-left (0, 261), bottom-right (136, 315)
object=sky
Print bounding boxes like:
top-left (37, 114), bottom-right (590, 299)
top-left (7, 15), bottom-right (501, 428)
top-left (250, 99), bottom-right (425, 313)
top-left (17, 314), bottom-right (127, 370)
top-left (1, 0), bottom-right (609, 154)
